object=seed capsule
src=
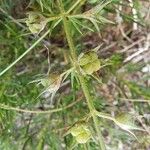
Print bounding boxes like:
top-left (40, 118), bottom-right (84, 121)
top-left (70, 123), bottom-right (91, 144)
top-left (26, 12), bottom-right (47, 34)
top-left (78, 52), bottom-right (100, 75)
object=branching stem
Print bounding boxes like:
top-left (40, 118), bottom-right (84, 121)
top-left (59, 1), bottom-right (106, 149)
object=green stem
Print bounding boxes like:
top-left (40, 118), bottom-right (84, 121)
top-left (0, 97), bottom-right (81, 114)
top-left (78, 75), bottom-right (106, 150)
top-left (83, 143), bottom-right (88, 150)
top-left (78, 75), bottom-right (95, 111)
top-left (58, 0), bottom-right (77, 62)
top-left (37, 114), bottom-right (52, 150)
top-left (62, 16), bottom-right (77, 62)
top-left (92, 115), bottom-right (106, 150)
top-left (59, 1), bottom-right (106, 149)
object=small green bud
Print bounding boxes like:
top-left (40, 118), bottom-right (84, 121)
top-left (76, 130), bottom-right (91, 144)
top-left (70, 123), bottom-right (91, 144)
top-left (70, 125), bottom-right (84, 137)
top-left (78, 52), bottom-right (100, 75)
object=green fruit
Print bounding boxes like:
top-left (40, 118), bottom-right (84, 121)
top-left (70, 123), bottom-right (91, 144)
top-left (70, 126), bottom-right (84, 137)
top-left (75, 130), bottom-right (91, 144)
top-left (26, 12), bottom-right (47, 34)
top-left (79, 52), bottom-right (100, 75)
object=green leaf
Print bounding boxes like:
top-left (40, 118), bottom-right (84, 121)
top-left (72, 15), bottom-right (101, 32)
top-left (69, 17), bottom-right (94, 33)
top-left (97, 16), bottom-right (114, 24)
top-left (69, 18), bottom-right (83, 35)
top-left (84, 0), bottom-right (112, 15)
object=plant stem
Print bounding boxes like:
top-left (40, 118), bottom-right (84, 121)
top-left (78, 75), bottom-right (106, 150)
top-left (62, 16), bottom-right (77, 62)
top-left (92, 115), bottom-right (106, 150)
top-left (37, 114), bottom-right (52, 150)
top-left (58, 0), bottom-right (77, 62)
top-left (59, 1), bottom-right (106, 149)
top-left (0, 96), bottom-right (82, 114)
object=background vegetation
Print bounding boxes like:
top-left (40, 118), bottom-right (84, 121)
top-left (0, 0), bottom-right (149, 150)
